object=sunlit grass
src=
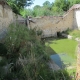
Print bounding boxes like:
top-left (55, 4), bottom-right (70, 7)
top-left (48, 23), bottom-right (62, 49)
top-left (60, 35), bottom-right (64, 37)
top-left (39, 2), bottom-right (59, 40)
top-left (69, 30), bottom-right (80, 39)
top-left (46, 39), bottom-right (78, 59)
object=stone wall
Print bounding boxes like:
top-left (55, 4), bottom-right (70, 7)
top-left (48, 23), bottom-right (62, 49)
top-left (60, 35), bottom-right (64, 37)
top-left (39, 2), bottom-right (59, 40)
top-left (73, 9), bottom-right (80, 30)
top-left (0, 4), bottom-right (13, 30)
top-left (29, 8), bottom-right (80, 38)
top-left (0, 3), bottom-right (13, 39)
top-left (13, 13), bottom-right (25, 21)
top-left (29, 10), bottom-right (74, 37)
top-left (0, 3), bottom-right (25, 39)
top-left (0, 3), bottom-right (80, 38)
top-left (13, 13), bottom-right (25, 24)
top-left (0, 3), bottom-right (25, 29)
top-left (29, 16), bottom-right (63, 37)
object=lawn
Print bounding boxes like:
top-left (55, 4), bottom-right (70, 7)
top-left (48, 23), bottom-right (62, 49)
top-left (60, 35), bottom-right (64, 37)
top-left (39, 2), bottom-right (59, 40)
top-left (69, 30), bottom-right (80, 39)
top-left (46, 39), bottom-right (78, 58)
top-left (45, 38), bottom-right (78, 78)
top-left (64, 29), bottom-right (80, 39)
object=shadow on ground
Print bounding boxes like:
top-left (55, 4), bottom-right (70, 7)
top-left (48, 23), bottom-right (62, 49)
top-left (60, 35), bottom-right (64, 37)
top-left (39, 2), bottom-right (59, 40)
top-left (0, 40), bottom-right (76, 80)
top-left (45, 37), bottom-right (76, 80)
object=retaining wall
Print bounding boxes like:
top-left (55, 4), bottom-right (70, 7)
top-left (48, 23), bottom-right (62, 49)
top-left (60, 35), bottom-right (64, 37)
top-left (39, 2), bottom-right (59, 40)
top-left (0, 3), bottom-right (25, 39)
top-left (29, 7), bottom-right (80, 38)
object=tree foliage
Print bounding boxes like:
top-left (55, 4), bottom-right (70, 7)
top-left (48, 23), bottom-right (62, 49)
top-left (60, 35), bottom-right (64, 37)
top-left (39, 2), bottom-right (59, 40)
top-left (8, 0), bottom-right (80, 17)
top-left (43, 1), bottom-right (52, 10)
top-left (68, 0), bottom-right (80, 7)
top-left (53, 0), bottom-right (70, 11)
top-left (22, 0), bottom-right (80, 17)
top-left (6, 0), bottom-right (34, 14)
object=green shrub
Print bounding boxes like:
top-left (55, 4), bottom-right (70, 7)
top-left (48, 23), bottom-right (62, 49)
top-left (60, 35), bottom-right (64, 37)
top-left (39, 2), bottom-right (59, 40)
top-left (0, 24), bottom-right (49, 80)
top-left (0, 24), bottom-right (71, 80)
top-left (69, 30), bottom-right (80, 39)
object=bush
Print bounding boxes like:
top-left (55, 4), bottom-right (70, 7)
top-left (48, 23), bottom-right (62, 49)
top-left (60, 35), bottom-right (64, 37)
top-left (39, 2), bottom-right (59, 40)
top-left (69, 30), bottom-right (80, 39)
top-left (0, 24), bottom-right (71, 80)
top-left (0, 24), bottom-right (50, 80)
